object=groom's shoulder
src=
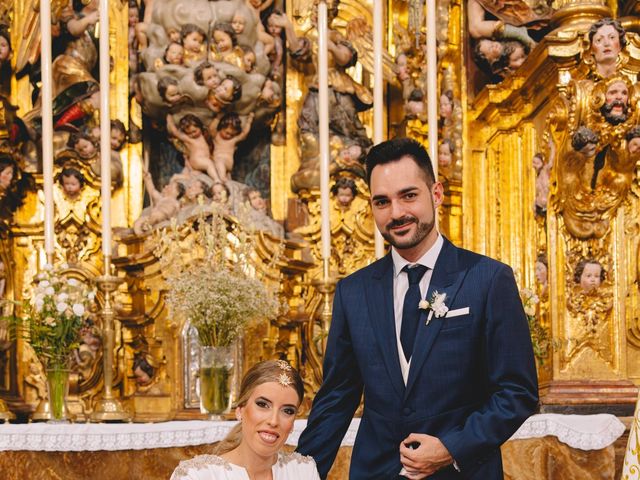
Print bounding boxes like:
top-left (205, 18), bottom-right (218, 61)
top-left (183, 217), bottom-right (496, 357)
top-left (338, 255), bottom-right (389, 287)
top-left (453, 242), bottom-right (514, 276)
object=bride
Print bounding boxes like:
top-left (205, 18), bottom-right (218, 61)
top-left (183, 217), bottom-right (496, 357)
top-left (171, 360), bottom-right (320, 479)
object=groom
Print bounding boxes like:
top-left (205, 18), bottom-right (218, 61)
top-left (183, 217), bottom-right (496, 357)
top-left (297, 138), bottom-right (538, 479)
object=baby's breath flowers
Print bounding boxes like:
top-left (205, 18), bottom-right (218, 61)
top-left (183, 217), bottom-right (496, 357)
top-left (166, 264), bottom-right (278, 347)
top-left (161, 208), bottom-right (280, 347)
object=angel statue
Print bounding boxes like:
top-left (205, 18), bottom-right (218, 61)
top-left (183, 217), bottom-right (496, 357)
top-left (271, 1), bottom-right (394, 192)
top-left (18, 0), bottom-right (101, 134)
top-left (468, 0), bottom-right (552, 79)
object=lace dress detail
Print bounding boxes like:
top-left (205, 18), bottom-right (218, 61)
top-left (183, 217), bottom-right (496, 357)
top-left (277, 451), bottom-right (316, 467)
top-left (171, 451), bottom-right (321, 480)
top-left (172, 454), bottom-right (232, 478)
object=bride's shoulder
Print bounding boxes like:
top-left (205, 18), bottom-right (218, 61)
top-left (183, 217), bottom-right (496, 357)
top-left (275, 452), bottom-right (320, 478)
top-left (278, 452), bottom-right (316, 469)
top-left (171, 454), bottom-right (232, 479)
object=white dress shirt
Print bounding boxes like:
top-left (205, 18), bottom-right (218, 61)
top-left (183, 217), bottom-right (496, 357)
top-left (391, 234), bottom-right (444, 385)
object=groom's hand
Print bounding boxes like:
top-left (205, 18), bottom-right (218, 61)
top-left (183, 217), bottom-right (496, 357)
top-left (399, 433), bottom-right (453, 479)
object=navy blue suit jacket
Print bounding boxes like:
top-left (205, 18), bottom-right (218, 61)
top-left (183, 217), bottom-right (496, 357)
top-left (297, 238), bottom-right (538, 479)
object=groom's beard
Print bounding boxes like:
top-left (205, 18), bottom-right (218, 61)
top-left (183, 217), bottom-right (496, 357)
top-left (601, 100), bottom-right (629, 125)
top-left (382, 211), bottom-right (435, 251)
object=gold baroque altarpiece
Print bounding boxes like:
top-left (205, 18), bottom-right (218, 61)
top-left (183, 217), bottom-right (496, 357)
top-left (0, 0), bottom-right (639, 422)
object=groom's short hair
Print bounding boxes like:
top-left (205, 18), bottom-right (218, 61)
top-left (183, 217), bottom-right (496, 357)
top-left (365, 137), bottom-right (436, 187)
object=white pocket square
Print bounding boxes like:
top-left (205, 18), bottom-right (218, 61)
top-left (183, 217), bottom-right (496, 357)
top-left (445, 307), bottom-right (470, 318)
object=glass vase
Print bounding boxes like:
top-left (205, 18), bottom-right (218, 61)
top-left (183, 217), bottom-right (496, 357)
top-left (45, 366), bottom-right (70, 423)
top-left (199, 345), bottom-right (234, 420)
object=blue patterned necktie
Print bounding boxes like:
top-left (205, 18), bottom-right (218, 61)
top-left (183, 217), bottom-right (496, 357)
top-left (400, 264), bottom-right (428, 361)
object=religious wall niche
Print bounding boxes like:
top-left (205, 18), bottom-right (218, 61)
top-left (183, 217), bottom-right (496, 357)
top-left (385, 2), bottom-right (464, 240)
top-left (15, 0), bottom-right (125, 184)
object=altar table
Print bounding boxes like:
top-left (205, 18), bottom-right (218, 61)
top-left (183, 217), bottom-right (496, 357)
top-left (0, 414), bottom-right (625, 479)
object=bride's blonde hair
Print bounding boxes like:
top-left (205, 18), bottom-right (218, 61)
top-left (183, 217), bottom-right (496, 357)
top-left (214, 360), bottom-right (304, 455)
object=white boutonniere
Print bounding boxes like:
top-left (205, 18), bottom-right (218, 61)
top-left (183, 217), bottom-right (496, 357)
top-left (418, 291), bottom-right (449, 325)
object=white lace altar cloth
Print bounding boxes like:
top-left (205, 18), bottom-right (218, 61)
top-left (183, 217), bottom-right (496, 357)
top-left (0, 414), bottom-right (624, 452)
top-left (509, 413), bottom-right (625, 450)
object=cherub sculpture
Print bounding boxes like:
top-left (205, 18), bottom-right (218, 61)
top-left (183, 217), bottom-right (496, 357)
top-left (575, 258), bottom-right (605, 294)
top-left (58, 167), bottom-right (85, 201)
top-left (535, 254), bottom-right (548, 298)
top-left (132, 353), bottom-right (163, 395)
top-left (134, 173), bottom-right (186, 234)
top-left (208, 112), bottom-right (254, 181)
top-left (0, 156), bottom-right (15, 199)
top-left (467, 0), bottom-right (552, 79)
top-left (209, 22), bottom-right (245, 69)
top-left (567, 257), bottom-right (613, 342)
top-left (243, 187), bottom-right (284, 237)
top-left (181, 23), bottom-right (207, 66)
top-left (331, 177), bottom-right (357, 210)
top-left (166, 113), bottom-right (220, 182)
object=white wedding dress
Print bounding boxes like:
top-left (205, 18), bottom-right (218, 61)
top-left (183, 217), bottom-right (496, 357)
top-left (170, 452), bottom-right (321, 480)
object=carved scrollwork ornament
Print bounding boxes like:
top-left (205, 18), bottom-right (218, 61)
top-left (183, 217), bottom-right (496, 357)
top-left (551, 70), bottom-right (640, 240)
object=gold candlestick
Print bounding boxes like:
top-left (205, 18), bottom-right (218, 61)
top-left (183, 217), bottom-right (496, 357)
top-left (312, 260), bottom-right (336, 353)
top-left (91, 259), bottom-right (130, 422)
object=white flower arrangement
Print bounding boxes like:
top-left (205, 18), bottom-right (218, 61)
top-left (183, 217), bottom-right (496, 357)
top-left (166, 264), bottom-right (279, 347)
top-left (520, 288), bottom-right (539, 317)
top-left (161, 207), bottom-right (282, 347)
top-left (15, 265), bottom-right (96, 369)
top-left (419, 291), bottom-right (449, 325)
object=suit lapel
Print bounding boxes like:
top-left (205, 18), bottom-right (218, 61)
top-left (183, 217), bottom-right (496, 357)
top-left (404, 238), bottom-right (467, 400)
top-left (366, 254), bottom-right (405, 398)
